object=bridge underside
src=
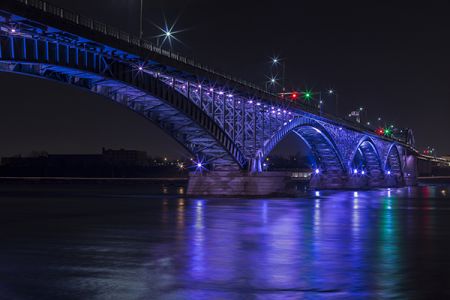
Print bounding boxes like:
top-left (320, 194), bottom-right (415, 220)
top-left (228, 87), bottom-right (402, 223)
top-left (0, 61), bottom-right (242, 169)
top-left (0, 3), bottom-right (419, 196)
top-left (293, 126), bottom-right (347, 189)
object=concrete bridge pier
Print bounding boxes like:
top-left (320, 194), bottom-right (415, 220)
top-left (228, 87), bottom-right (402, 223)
top-left (384, 175), bottom-right (400, 187)
top-left (344, 175), bottom-right (369, 189)
top-left (403, 174), bottom-right (417, 186)
top-left (187, 171), bottom-right (297, 196)
top-left (309, 174), bottom-right (350, 189)
top-left (403, 155), bottom-right (418, 186)
top-left (187, 169), bottom-right (418, 196)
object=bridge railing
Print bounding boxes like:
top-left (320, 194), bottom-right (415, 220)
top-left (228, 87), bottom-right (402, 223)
top-left (9, 0), bottom-right (412, 147)
top-left (13, 0), bottom-right (268, 94)
top-left (11, 0), bottom-right (339, 111)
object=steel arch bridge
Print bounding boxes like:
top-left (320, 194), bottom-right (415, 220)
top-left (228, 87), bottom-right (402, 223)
top-left (0, 0), bottom-right (419, 194)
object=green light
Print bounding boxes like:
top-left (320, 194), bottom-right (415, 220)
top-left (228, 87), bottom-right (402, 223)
top-left (303, 89), bottom-right (313, 101)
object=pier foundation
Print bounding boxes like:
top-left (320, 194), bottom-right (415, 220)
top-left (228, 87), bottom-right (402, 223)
top-left (187, 171), bottom-right (296, 196)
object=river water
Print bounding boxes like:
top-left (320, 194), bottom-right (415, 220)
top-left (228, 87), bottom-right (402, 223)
top-left (0, 183), bottom-right (449, 299)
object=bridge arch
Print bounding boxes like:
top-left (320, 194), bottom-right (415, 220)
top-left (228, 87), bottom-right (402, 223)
top-left (350, 136), bottom-right (384, 182)
top-left (254, 117), bottom-right (347, 175)
top-left (384, 144), bottom-right (404, 179)
top-left (0, 35), bottom-right (246, 170)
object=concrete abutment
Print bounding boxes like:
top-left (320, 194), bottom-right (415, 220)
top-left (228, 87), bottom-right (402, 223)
top-left (187, 171), bottom-right (417, 196)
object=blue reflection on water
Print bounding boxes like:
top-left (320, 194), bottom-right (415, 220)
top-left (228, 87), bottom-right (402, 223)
top-left (0, 185), bottom-right (450, 299)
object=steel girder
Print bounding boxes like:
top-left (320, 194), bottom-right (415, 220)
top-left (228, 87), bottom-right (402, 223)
top-left (0, 8), bottom-right (417, 175)
top-left (0, 34), bottom-right (248, 169)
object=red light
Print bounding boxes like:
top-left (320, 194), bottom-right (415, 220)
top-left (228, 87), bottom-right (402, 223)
top-left (291, 92), bottom-right (298, 100)
top-left (375, 128), bottom-right (384, 135)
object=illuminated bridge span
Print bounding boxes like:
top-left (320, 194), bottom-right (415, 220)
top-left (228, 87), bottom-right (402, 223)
top-left (0, 0), bottom-right (418, 195)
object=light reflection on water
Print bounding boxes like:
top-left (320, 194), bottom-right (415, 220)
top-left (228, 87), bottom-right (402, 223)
top-left (0, 185), bottom-right (450, 299)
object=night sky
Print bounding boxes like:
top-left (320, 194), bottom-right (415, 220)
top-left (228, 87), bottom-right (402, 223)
top-left (0, 0), bottom-right (449, 158)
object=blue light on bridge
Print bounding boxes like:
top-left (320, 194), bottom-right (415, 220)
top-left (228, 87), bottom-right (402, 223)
top-left (193, 157), bottom-right (208, 173)
top-left (0, 0), bottom-right (419, 192)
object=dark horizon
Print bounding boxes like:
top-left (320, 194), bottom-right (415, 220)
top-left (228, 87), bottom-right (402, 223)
top-left (0, 0), bottom-right (449, 156)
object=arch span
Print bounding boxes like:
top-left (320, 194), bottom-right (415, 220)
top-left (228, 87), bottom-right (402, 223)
top-left (384, 144), bottom-right (403, 179)
top-left (350, 136), bottom-right (384, 184)
top-left (254, 117), bottom-right (347, 176)
top-left (0, 35), bottom-right (246, 169)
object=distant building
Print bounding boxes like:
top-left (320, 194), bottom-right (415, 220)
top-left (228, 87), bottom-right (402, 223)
top-left (102, 148), bottom-right (148, 166)
top-left (1, 148), bottom-right (149, 171)
top-left (0, 149), bottom-right (190, 178)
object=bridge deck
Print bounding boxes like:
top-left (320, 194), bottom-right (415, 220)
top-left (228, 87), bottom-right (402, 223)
top-left (0, 0), bottom-right (414, 150)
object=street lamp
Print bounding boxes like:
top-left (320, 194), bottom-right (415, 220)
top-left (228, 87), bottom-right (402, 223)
top-left (319, 99), bottom-right (324, 115)
top-left (139, 0), bottom-right (143, 39)
top-left (328, 89), bottom-right (339, 116)
top-left (270, 56), bottom-right (286, 92)
top-left (359, 107), bottom-right (366, 124)
top-left (265, 76), bottom-right (278, 92)
top-left (151, 15), bottom-right (185, 49)
top-left (153, 26), bottom-right (180, 49)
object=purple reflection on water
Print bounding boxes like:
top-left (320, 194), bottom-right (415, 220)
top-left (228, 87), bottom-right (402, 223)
top-left (0, 184), bottom-right (449, 299)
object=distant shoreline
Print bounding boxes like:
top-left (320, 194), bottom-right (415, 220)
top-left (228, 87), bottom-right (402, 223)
top-left (0, 177), bottom-right (188, 184)
top-left (0, 176), bottom-right (448, 185)
top-left (418, 176), bottom-right (450, 184)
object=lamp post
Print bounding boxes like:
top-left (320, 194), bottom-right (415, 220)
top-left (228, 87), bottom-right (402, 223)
top-left (319, 100), bottom-right (324, 115)
top-left (271, 57), bottom-right (286, 93)
top-left (155, 28), bottom-right (174, 48)
top-left (265, 77), bottom-right (277, 93)
top-left (139, 0), bottom-right (143, 39)
top-left (328, 89), bottom-right (339, 116)
top-left (359, 107), bottom-right (364, 124)
top-left (317, 91), bottom-right (323, 113)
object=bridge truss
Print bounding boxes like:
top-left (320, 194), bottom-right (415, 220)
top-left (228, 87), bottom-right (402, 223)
top-left (0, 0), bottom-right (419, 188)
